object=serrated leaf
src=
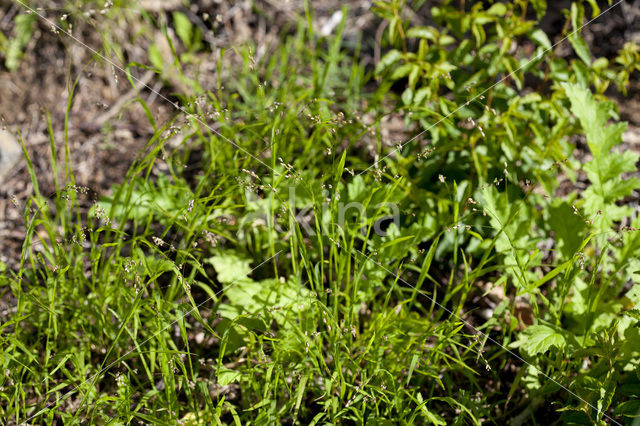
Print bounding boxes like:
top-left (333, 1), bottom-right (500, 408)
top-left (584, 150), bottom-right (638, 184)
top-left (563, 84), bottom-right (620, 156)
top-left (601, 177), bottom-right (640, 202)
top-left (207, 252), bottom-right (252, 283)
top-left (220, 277), bottom-right (312, 323)
top-left (512, 324), bottom-right (566, 356)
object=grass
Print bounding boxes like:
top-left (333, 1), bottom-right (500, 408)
top-left (2, 0), bottom-right (640, 424)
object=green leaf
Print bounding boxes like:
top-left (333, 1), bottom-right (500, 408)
top-left (568, 33), bottom-right (591, 66)
top-left (347, 175), bottom-right (367, 201)
top-left (512, 324), bottom-right (566, 356)
top-left (406, 26), bottom-right (438, 41)
top-left (402, 87), bottom-right (414, 105)
top-left (625, 284), bottom-right (640, 310)
top-left (148, 43), bottom-right (165, 71)
top-left (217, 367), bottom-right (242, 386)
top-left (5, 13), bottom-right (36, 71)
top-left (439, 34), bottom-right (456, 46)
top-left (173, 12), bottom-right (194, 49)
top-left (219, 277), bottom-right (312, 323)
top-left (602, 176), bottom-right (640, 201)
top-left (423, 407), bottom-right (446, 425)
top-left (207, 252), bottom-right (252, 284)
top-left (390, 63), bottom-right (414, 80)
top-left (529, 29), bottom-right (551, 51)
top-left (294, 374), bottom-right (309, 415)
top-left (530, 0), bottom-right (547, 19)
top-left (548, 200), bottom-right (586, 259)
top-left (584, 150), bottom-right (638, 184)
top-left (486, 3), bottom-right (508, 16)
top-left (614, 399), bottom-right (640, 417)
top-left (570, 2), bottom-right (584, 32)
top-left (563, 84), bottom-right (618, 156)
top-left (376, 49), bottom-right (403, 75)
top-left (584, 0), bottom-right (600, 18)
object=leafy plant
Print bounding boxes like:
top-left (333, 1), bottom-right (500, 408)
top-left (3, 0), bottom-right (640, 424)
top-left (0, 12), bottom-right (36, 71)
top-left (564, 83), bottom-right (640, 235)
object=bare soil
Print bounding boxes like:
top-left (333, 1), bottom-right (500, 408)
top-left (0, 0), bottom-right (639, 271)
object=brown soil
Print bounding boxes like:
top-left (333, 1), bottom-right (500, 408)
top-left (0, 0), bottom-right (639, 271)
top-left (0, 0), bottom-right (377, 269)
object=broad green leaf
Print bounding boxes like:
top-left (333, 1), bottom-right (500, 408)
top-left (439, 34), bottom-right (456, 46)
top-left (402, 87), bottom-right (414, 105)
top-left (486, 3), bottom-right (507, 16)
top-left (529, 29), bottom-right (551, 51)
top-left (563, 84), bottom-right (625, 157)
top-left (512, 324), bottom-right (566, 356)
top-left (217, 367), bottom-right (242, 386)
top-left (173, 12), bottom-right (194, 49)
top-left (602, 177), bottom-right (640, 201)
top-left (625, 284), bottom-right (640, 310)
top-left (568, 33), bottom-right (591, 66)
top-left (207, 252), bottom-right (252, 283)
top-left (390, 63), bottom-right (414, 80)
top-left (548, 200), bottom-right (586, 258)
top-left (614, 400), bottom-right (640, 417)
top-left (406, 26), bottom-right (438, 41)
top-left (219, 277), bottom-right (312, 322)
top-left (375, 49), bottom-right (403, 75)
top-left (347, 175), bottom-right (367, 201)
top-left (584, 150), bottom-right (638, 184)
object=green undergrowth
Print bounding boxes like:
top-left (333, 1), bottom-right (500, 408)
top-left (1, 0), bottom-right (640, 424)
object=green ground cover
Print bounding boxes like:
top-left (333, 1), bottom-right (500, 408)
top-left (1, 0), bottom-right (640, 423)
